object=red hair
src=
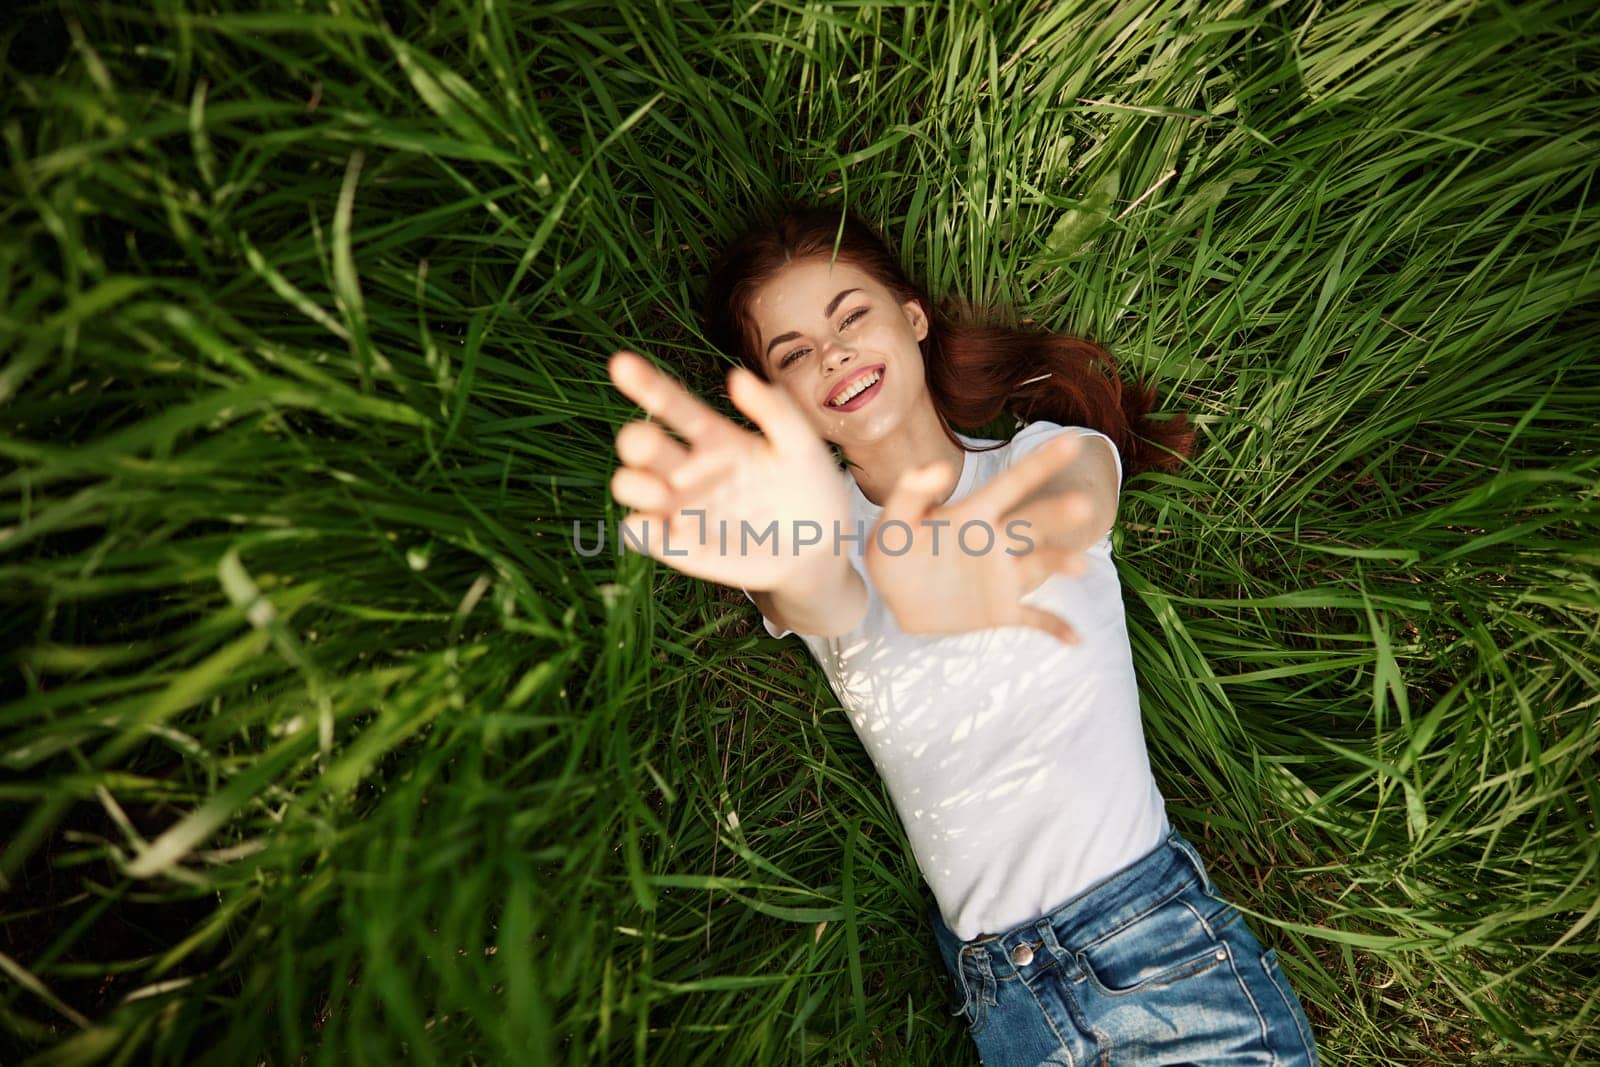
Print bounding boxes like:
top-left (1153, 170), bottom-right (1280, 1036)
top-left (701, 201), bottom-right (1196, 479)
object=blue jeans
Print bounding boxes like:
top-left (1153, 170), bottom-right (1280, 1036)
top-left (931, 829), bottom-right (1320, 1066)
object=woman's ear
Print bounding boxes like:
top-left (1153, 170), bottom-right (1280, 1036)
top-left (902, 298), bottom-right (929, 342)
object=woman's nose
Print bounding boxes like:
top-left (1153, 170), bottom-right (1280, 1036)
top-left (821, 339), bottom-right (854, 371)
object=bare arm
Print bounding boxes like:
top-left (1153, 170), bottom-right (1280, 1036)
top-left (1001, 432), bottom-right (1120, 552)
top-left (860, 434), bottom-right (1112, 646)
top-left (751, 554), bottom-right (869, 638)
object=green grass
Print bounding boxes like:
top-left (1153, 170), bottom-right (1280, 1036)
top-left (2, 0), bottom-right (1597, 1063)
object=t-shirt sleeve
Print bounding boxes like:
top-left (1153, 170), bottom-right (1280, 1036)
top-left (1007, 419), bottom-right (1123, 498)
top-left (739, 585), bottom-right (793, 639)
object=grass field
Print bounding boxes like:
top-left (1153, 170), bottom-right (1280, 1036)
top-left (2, 0), bottom-right (1597, 1063)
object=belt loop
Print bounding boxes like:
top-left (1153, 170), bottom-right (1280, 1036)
top-left (1034, 917), bottom-right (1066, 963)
top-left (967, 943), bottom-right (998, 1006)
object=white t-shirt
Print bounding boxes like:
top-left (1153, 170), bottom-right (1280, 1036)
top-left (741, 420), bottom-right (1170, 941)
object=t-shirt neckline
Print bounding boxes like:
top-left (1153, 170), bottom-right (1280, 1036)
top-left (848, 431), bottom-right (983, 517)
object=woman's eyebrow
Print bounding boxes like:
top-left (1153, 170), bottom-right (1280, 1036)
top-left (763, 288), bottom-right (865, 357)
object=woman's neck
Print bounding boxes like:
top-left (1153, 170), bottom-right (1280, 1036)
top-left (841, 403), bottom-right (967, 508)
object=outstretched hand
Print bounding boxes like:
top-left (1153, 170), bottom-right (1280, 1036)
top-left (864, 434), bottom-right (1096, 646)
top-left (605, 350), bottom-right (852, 592)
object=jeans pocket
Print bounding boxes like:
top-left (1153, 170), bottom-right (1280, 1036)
top-left (1074, 889), bottom-right (1229, 997)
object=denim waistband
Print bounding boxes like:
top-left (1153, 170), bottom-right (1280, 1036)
top-left (931, 828), bottom-right (1215, 986)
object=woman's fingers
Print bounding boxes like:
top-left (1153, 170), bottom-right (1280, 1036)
top-left (610, 466), bottom-right (674, 514)
top-left (616, 419), bottom-right (690, 480)
top-left (964, 434), bottom-right (1081, 519)
top-left (1043, 490), bottom-right (1096, 536)
top-left (726, 365), bottom-right (825, 457)
top-left (1014, 604), bottom-right (1080, 647)
top-left (664, 439), bottom-right (740, 493)
top-left (608, 350), bottom-right (734, 449)
top-left (618, 508), bottom-right (705, 559)
top-left (1013, 542), bottom-right (1086, 595)
top-left (877, 461), bottom-right (954, 537)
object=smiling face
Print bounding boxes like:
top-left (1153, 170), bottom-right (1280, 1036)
top-left (746, 257), bottom-right (932, 448)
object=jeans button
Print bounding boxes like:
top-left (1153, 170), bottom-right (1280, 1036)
top-left (1011, 942), bottom-right (1035, 967)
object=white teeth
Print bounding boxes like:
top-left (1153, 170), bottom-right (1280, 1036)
top-left (828, 370), bottom-right (881, 407)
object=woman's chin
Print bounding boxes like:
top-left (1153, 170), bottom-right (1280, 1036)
top-left (829, 409), bottom-right (910, 447)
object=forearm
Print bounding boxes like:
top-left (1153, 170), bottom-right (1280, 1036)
top-left (1008, 482), bottom-right (1116, 554)
top-left (1006, 434), bottom-right (1120, 552)
top-left (754, 555), bottom-right (869, 638)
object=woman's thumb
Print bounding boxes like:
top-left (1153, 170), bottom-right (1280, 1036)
top-left (726, 365), bottom-right (815, 455)
top-left (880, 461), bottom-right (951, 528)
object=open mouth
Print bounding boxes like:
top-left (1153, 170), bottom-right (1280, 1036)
top-left (825, 365), bottom-right (885, 412)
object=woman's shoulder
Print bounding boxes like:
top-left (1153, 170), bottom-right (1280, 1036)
top-left (955, 420), bottom-right (1099, 466)
top-left (957, 418), bottom-right (1105, 451)
top-left (1002, 420), bottom-right (1122, 485)
top-left (1007, 418), bottom-right (1100, 450)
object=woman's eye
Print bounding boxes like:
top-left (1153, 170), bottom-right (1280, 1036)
top-left (779, 309), bottom-right (867, 368)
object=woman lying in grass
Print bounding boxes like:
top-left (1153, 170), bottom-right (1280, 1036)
top-left (605, 203), bottom-right (1320, 1066)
